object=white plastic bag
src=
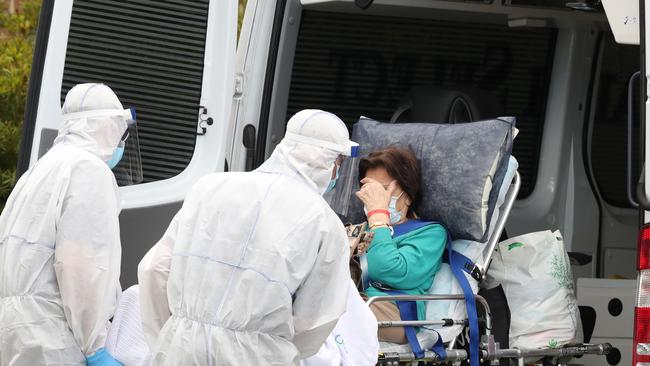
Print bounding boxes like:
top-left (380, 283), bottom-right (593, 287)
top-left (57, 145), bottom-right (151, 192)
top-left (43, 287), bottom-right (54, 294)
top-left (105, 286), bottom-right (151, 366)
top-left (484, 230), bottom-right (579, 349)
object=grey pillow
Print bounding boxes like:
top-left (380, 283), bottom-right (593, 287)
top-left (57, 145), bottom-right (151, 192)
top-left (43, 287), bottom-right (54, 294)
top-left (348, 117), bottom-right (515, 242)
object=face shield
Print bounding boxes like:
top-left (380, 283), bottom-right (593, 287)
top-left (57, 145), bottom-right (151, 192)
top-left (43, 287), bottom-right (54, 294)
top-left (112, 108), bottom-right (143, 186)
top-left (60, 107), bottom-right (143, 185)
top-left (323, 145), bottom-right (360, 221)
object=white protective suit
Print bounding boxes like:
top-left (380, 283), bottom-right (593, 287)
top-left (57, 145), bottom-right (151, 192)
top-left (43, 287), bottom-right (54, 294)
top-left (300, 280), bottom-right (379, 366)
top-left (103, 282), bottom-right (378, 366)
top-left (0, 83), bottom-right (126, 365)
top-left (138, 110), bottom-right (356, 366)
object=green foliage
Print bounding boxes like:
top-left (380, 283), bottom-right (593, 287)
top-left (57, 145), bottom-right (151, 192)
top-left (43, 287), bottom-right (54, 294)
top-left (0, 120), bottom-right (21, 167)
top-left (0, 166), bottom-right (16, 207)
top-left (238, 0), bottom-right (247, 38)
top-left (0, 1), bottom-right (40, 36)
top-left (0, 37), bottom-right (32, 121)
top-left (0, 0), bottom-right (41, 209)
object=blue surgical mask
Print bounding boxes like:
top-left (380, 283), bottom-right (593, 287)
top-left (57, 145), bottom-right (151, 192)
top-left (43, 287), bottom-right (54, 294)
top-left (107, 146), bottom-right (125, 169)
top-left (388, 192), bottom-right (404, 224)
top-left (325, 166), bottom-right (340, 194)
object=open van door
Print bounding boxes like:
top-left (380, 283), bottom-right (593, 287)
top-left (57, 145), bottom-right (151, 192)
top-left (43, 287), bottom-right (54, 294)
top-left (631, 0), bottom-right (650, 364)
top-left (17, 0), bottom-right (238, 285)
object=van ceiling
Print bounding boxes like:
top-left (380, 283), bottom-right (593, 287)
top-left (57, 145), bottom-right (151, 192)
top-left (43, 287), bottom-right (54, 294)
top-left (301, 0), bottom-right (607, 27)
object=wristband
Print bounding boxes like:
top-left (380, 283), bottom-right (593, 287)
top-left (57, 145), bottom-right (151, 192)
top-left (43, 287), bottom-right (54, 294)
top-left (367, 209), bottom-right (390, 218)
top-left (369, 222), bottom-right (394, 236)
top-left (370, 223), bottom-right (389, 229)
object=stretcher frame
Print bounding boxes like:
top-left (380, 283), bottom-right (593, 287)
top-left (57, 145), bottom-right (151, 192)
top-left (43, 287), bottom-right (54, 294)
top-left (366, 172), bottom-right (612, 365)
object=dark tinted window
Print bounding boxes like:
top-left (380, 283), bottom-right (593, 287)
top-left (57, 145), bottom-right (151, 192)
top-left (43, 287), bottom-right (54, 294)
top-left (61, 0), bottom-right (209, 185)
top-left (590, 34), bottom-right (640, 207)
top-left (286, 10), bottom-right (556, 198)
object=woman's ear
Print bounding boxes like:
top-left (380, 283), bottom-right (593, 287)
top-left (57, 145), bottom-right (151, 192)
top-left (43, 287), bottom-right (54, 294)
top-left (404, 194), bottom-right (412, 207)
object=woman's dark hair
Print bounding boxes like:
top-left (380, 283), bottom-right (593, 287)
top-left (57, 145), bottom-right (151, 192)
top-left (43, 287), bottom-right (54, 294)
top-left (358, 146), bottom-right (422, 217)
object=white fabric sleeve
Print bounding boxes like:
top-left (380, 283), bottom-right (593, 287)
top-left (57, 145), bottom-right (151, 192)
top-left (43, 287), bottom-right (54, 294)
top-left (337, 280), bottom-right (379, 366)
top-left (300, 280), bottom-right (379, 366)
top-left (54, 161), bottom-right (122, 356)
top-left (137, 213), bottom-right (178, 350)
top-left (293, 215), bottom-right (350, 359)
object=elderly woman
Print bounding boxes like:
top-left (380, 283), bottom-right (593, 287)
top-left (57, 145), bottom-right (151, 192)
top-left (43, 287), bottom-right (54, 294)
top-left (355, 146), bottom-right (447, 344)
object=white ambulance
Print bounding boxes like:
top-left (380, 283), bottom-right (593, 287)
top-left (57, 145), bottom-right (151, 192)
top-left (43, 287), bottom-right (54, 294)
top-left (17, 0), bottom-right (645, 364)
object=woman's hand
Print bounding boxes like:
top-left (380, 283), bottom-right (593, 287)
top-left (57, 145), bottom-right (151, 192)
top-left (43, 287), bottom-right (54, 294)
top-left (355, 178), bottom-right (397, 212)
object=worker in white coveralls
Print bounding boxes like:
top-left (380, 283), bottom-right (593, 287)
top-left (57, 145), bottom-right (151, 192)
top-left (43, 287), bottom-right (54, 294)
top-left (138, 109), bottom-right (359, 365)
top-left (0, 83), bottom-right (140, 366)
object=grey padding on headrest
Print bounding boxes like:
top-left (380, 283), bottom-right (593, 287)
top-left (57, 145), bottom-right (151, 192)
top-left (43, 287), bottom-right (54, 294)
top-left (349, 116), bottom-right (515, 242)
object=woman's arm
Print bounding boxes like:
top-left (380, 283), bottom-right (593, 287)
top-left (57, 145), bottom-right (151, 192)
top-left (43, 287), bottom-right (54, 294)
top-left (366, 225), bottom-right (446, 290)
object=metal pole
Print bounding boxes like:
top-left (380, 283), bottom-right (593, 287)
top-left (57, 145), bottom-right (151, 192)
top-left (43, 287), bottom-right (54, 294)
top-left (366, 294), bottom-right (492, 336)
top-left (367, 294), bottom-right (467, 306)
top-left (490, 343), bottom-right (611, 359)
top-left (474, 294), bottom-right (492, 336)
top-left (390, 349), bottom-right (469, 362)
top-left (480, 172), bottom-right (521, 276)
top-left (378, 319), bottom-right (467, 328)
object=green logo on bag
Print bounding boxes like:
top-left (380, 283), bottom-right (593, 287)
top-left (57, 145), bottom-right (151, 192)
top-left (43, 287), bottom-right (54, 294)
top-left (507, 242), bottom-right (524, 251)
top-left (548, 339), bottom-right (558, 348)
top-left (550, 254), bottom-right (574, 290)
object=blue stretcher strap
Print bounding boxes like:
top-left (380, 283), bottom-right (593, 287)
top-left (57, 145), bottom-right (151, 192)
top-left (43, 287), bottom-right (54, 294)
top-left (384, 290), bottom-right (447, 360)
top-left (386, 290), bottom-right (425, 359)
top-left (431, 329), bottom-right (447, 360)
top-left (415, 220), bottom-right (480, 365)
top-left (442, 249), bottom-right (483, 282)
top-left (392, 219), bottom-right (434, 237)
top-left (446, 234), bottom-right (480, 366)
top-left (368, 219), bottom-right (477, 364)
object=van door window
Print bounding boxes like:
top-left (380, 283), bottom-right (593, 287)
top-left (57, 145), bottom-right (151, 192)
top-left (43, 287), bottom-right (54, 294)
top-left (61, 1), bottom-right (210, 186)
top-left (285, 10), bottom-right (556, 198)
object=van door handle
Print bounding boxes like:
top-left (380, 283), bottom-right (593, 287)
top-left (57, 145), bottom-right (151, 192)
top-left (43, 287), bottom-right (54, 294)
top-left (627, 71), bottom-right (641, 208)
top-left (243, 124), bottom-right (257, 172)
top-left (636, 165), bottom-right (650, 210)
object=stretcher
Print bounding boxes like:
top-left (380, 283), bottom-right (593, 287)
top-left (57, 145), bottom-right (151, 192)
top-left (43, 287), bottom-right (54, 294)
top-left (366, 169), bottom-right (611, 366)
top-left (337, 83), bottom-right (614, 364)
top-left (362, 160), bottom-right (610, 366)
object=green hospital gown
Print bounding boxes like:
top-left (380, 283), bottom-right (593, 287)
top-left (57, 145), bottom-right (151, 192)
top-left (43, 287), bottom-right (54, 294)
top-left (365, 223), bottom-right (447, 320)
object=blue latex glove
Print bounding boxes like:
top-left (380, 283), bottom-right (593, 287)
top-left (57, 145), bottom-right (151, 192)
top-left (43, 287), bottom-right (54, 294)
top-left (86, 348), bottom-right (123, 366)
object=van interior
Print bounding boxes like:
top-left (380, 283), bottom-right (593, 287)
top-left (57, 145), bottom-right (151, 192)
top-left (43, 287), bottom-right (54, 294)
top-left (22, 1), bottom-right (639, 364)
top-left (258, 0), bottom-right (639, 283)
top-left (252, 3), bottom-right (639, 363)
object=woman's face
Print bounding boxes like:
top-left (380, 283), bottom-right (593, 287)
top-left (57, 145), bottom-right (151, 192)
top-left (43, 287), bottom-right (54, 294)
top-left (363, 167), bottom-right (411, 212)
top-left (331, 155), bottom-right (344, 179)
